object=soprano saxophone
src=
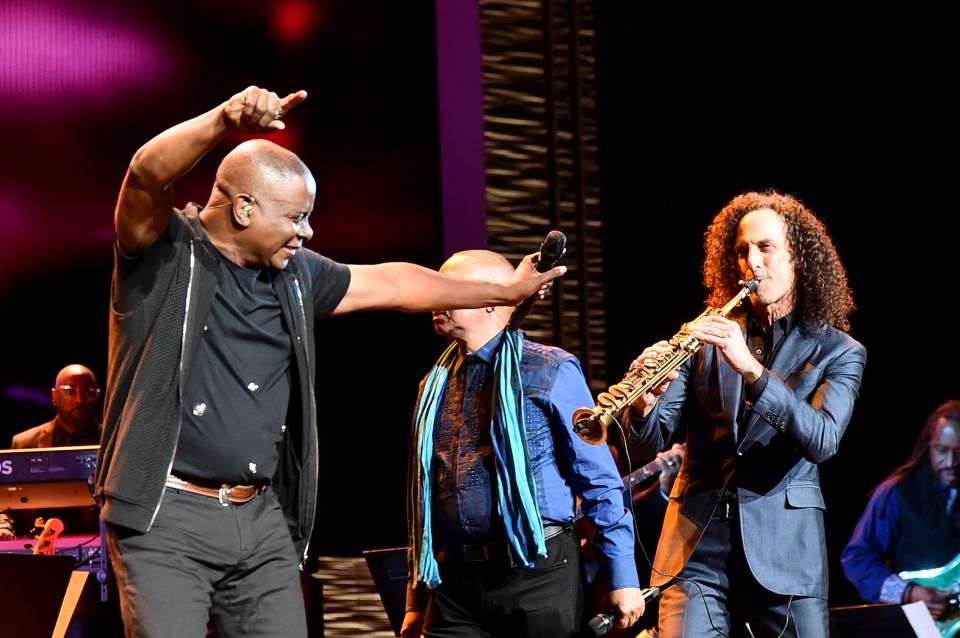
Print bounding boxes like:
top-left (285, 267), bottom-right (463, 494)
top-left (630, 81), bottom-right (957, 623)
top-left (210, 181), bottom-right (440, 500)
top-left (573, 279), bottom-right (758, 445)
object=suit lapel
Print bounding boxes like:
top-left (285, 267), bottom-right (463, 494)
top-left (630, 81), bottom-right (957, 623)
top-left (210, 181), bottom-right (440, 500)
top-left (737, 326), bottom-right (818, 452)
top-left (719, 352), bottom-right (743, 441)
top-left (720, 316), bottom-right (747, 441)
top-left (769, 327), bottom-right (817, 379)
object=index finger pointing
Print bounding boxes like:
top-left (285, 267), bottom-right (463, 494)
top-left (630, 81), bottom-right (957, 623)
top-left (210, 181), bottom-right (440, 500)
top-left (279, 90), bottom-right (308, 113)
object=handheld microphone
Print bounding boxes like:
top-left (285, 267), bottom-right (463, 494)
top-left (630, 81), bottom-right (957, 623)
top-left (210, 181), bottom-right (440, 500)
top-left (507, 230), bottom-right (567, 330)
top-left (587, 586), bottom-right (660, 637)
top-left (535, 230), bottom-right (568, 272)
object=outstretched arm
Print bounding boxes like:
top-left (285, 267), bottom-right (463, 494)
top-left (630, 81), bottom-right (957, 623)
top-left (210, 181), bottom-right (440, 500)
top-left (332, 254), bottom-right (566, 315)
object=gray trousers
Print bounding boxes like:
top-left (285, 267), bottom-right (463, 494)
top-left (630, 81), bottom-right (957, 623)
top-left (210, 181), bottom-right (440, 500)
top-left (658, 518), bottom-right (829, 638)
top-left (106, 486), bottom-right (307, 638)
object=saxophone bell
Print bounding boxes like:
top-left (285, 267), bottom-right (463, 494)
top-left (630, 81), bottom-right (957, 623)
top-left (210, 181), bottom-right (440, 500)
top-left (573, 408), bottom-right (613, 445)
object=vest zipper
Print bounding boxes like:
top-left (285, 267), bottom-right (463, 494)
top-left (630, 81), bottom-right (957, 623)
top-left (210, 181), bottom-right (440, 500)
top-left (293, 274), bottom-right (317, 568)
top-left (148, 239), bottom-right (195, 529)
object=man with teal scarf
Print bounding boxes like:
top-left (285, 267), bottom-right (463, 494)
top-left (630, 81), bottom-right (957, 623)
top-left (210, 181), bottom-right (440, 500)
top-left (403, 250), bottom-right (644, 638)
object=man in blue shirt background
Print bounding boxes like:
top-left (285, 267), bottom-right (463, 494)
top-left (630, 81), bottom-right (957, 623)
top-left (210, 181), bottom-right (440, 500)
top-left (842, 399), bottom-right (960, 620)
top-left (403, 249), bottom-right (644, 638)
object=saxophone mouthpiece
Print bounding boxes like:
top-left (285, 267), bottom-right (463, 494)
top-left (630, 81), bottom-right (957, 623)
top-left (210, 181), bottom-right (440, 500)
top-left (739, 279), bottom-right (759, 293)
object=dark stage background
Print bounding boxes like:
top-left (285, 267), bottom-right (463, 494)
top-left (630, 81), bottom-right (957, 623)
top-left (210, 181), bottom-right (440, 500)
top-left (1, 0), bottom-right (955, 610)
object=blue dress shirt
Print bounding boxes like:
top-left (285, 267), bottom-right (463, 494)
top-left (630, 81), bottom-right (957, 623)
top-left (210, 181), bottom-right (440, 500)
top-left (431, 332), bottom-right (639, 590)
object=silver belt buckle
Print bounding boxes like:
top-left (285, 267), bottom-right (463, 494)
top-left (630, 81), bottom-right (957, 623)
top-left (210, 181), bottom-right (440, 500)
top-left (543, 524), bottom-right (565, 540)
top-left (218, 486), bottom-right (233, 506)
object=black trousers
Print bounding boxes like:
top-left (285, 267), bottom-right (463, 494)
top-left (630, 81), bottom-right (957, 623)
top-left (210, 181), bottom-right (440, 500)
top-left (424, 526), bottom-right (585, 638)
top-left (658, 518), bottom-right (829, 638)
top-left (106, 487), bottom-right (306, 638)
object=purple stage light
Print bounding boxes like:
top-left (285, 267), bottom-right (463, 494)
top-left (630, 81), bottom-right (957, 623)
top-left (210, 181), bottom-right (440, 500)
top-left (2, 385), bottom-right (50, 407)
top-left (0, 1), bottom-right (175, 113)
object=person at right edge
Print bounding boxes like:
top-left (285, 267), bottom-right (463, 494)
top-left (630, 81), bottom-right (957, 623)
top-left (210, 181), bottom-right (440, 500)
top-left (841, 400), bottom-right (960, 621)
top-left (626, 190), bottom-right (866, 637)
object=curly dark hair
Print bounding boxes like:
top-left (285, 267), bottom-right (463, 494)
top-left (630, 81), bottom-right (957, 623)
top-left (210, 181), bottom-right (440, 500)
top-left (703, 190), bottom-right (855, 334)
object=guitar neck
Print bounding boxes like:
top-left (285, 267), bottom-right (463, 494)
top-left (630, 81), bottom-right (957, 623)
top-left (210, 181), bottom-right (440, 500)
top-left (32, 518), bottom-right (64, 555)
top-left (623, 458), bottom-right (662, 488)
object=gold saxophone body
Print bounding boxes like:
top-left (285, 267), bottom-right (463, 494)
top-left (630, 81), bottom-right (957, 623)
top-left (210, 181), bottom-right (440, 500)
top-left (573, 280), bottom-right (758, 445)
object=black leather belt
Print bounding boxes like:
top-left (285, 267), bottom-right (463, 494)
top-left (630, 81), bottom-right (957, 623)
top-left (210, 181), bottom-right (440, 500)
top-left (711, 490), bottom-right (738, 520)
top-left (437, 523), bottom-right (569, 564)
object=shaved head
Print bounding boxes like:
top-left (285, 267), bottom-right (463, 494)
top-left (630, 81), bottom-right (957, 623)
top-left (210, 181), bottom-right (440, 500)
top-left (52, 364), bottom-right (100, 434)
top-left (433, 250), bottom-right (516, 350)
top-left (201, 139), bottom-right (318, 270)
top-left (214, 139), bottom-right (314, 200)
top-left (441, 250), bottom-right (514, 283)
top-left (54, 364), bottom-right (97, 388)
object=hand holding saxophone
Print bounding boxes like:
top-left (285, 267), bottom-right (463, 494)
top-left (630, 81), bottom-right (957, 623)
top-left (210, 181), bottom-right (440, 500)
top-left (686, 315), bottom-right (765, 384)
top-left (573, 280), bottom-right (757, 445)
top-left (627, 341), bottom-right (679, 419)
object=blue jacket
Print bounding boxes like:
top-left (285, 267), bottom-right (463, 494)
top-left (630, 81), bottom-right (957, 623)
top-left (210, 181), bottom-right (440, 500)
top-left (630, 319), bottom-right (866, 597)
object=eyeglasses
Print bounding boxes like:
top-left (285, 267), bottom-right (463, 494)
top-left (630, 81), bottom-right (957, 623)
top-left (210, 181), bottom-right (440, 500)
top-left (207, 194), bottom-right (311, 233)
top-left (57, 385), bottom-right (101, 400)
top-left (291, 211), bottom-right (311, 233)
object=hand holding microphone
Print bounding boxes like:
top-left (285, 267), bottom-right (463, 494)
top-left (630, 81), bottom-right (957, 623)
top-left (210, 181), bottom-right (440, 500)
top-left (533, 230), bottom-right (568, 272)
top-left (508, 230), bottom-right (567, 330)
top-left (588, 586), bottom-right (660, 636)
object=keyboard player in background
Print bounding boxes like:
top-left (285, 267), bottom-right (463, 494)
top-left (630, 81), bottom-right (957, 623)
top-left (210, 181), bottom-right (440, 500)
top-left (0, 364), bottom-right (102, 539)
top-left (0, 364), bottom-right (120, 637)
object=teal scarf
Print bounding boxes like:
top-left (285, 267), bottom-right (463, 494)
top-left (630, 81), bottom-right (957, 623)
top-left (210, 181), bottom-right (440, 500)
top-left (409, 329), bottom-right (546, 589)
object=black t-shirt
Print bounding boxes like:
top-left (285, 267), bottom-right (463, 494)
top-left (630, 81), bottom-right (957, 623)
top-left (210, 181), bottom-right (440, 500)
top-left (116, 209), bottom-right (352, 485)
top-left (172, 253), bottom-right (292, 484)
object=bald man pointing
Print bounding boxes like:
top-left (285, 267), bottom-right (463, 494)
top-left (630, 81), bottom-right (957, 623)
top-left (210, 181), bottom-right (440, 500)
top-left (95, 86), bottom-right (564, 638)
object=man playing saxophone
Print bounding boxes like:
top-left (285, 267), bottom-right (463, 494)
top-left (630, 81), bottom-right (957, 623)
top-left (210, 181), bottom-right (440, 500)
top-left (626, 190), bottom-right (866, 637)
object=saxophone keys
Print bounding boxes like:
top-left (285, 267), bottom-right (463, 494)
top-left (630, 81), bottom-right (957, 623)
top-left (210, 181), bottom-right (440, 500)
top-left (597, 392), bottom-right (618, 408)
top-left (608, 385), bottom-right (632, 400)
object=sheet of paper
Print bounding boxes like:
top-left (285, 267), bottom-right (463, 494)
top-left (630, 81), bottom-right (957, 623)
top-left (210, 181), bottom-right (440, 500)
top-left (901, 600), bottom-right (941, 638)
